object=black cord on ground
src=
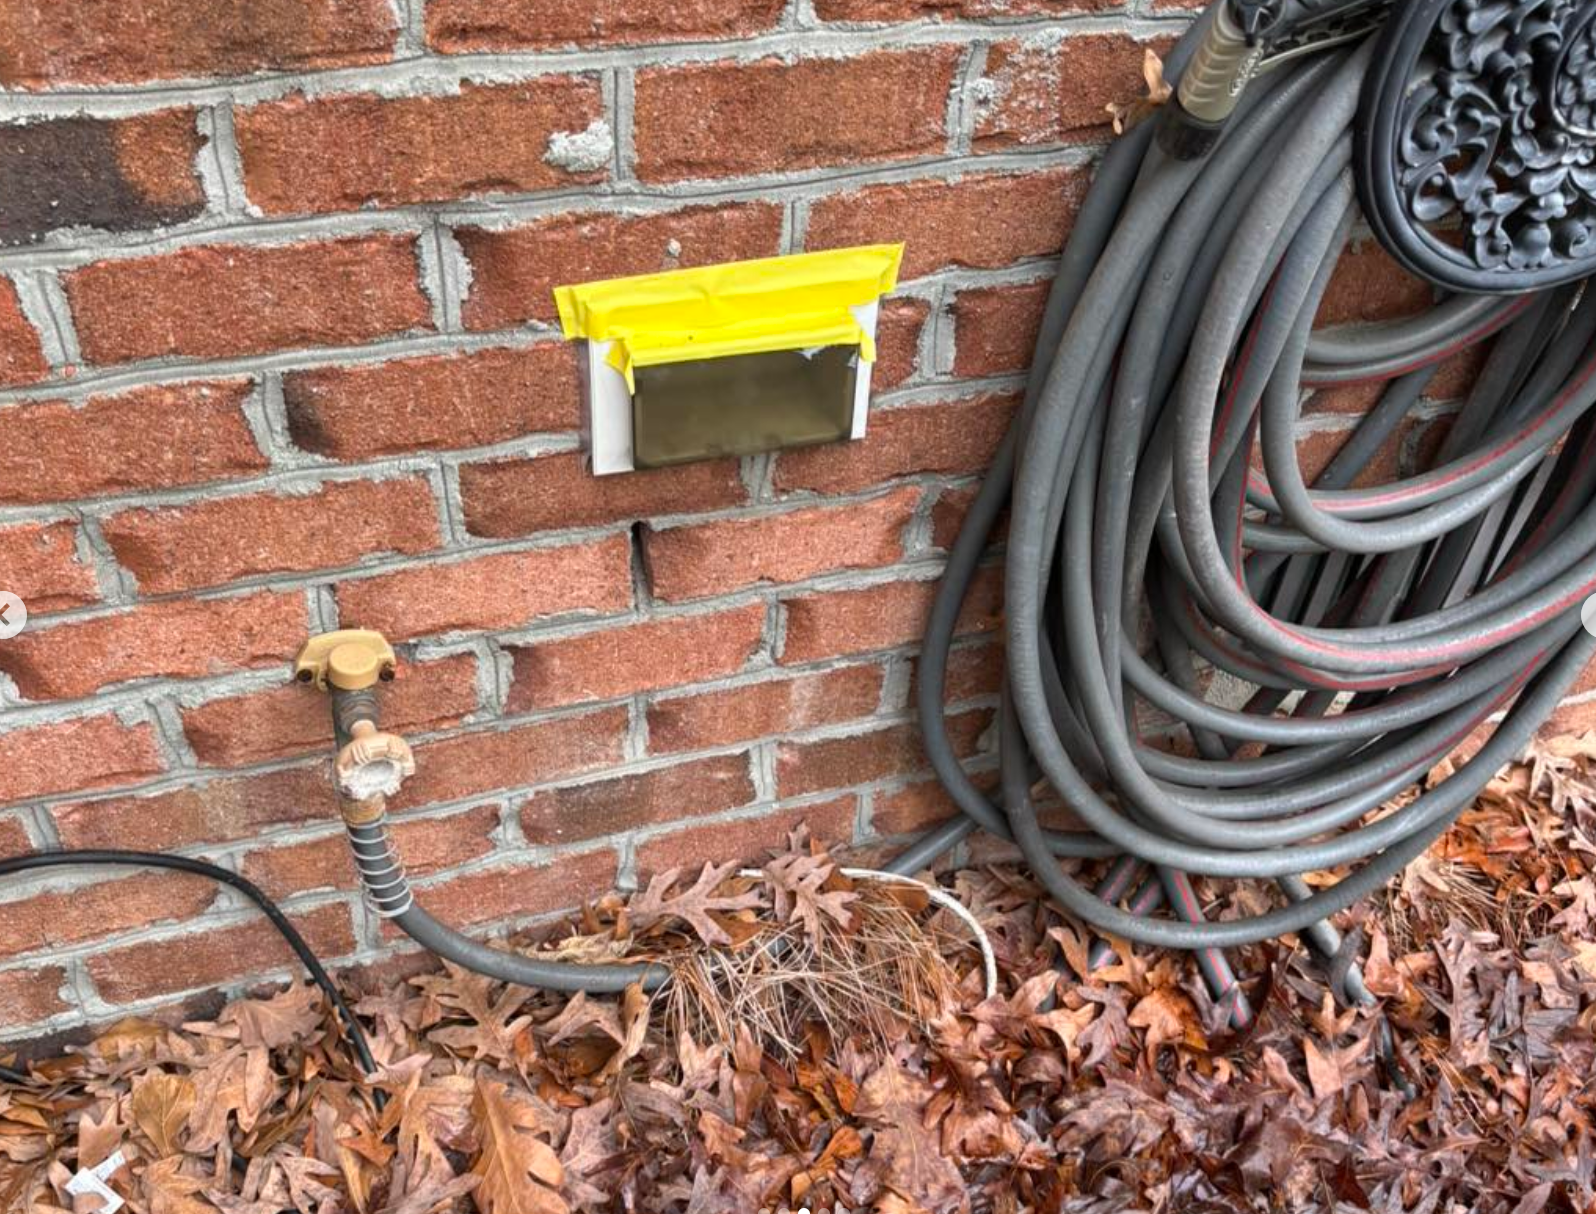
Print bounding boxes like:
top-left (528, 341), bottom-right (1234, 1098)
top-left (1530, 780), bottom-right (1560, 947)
top-left (0, 850), bottom-right (379, 1085)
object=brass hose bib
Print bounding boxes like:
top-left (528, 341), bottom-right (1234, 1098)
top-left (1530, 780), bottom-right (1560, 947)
top-left (293, 630), bottom-right (415, 813)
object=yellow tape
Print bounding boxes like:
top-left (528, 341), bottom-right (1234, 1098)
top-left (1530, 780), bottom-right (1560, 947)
top-left (554, 244), bottom-right (903, 391)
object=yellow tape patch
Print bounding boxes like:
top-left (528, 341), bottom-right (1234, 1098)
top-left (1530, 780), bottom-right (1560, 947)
top-left (553, 244), bottom-right (904, 391)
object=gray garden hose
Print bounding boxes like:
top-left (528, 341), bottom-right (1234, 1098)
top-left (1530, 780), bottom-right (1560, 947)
top-left (897, 6), bottom-right (1596, 1015)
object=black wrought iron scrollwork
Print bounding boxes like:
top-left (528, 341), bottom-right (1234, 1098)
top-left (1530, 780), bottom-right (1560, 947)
top-left (1356, 0), bottom-right (1596, 292)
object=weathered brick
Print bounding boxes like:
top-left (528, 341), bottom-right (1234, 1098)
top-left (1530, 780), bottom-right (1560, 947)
top-left (808, 169), bottom-right (1086, 281)
top-left (780, 565), bottom-right (1004, 664)
top-left (0, 816), bottom-right (31, 856)
top-left (775, 709), bottom-right (990, 798)
top-left (0, 716), bottom-right (164, 808)
top-left (52, 765), bottom-right (334, 851)
top-left (0, 871), bottom-right (214, 957)
top-left (459, 451), bottom-right (746, 538)
top-left (391, 707), bottom-right (630, 811)
top-left (874, 296), bottom-right (929, 391)
top-left (520, 753), bottom-right (757, 845)
top-left (871, 777), bottom-right (963, 837)
top-left (647, 664), bottom-right (885, 753)
top-left (0, 591), bottom-right (309, 701)
top-left (103, 476), bottom-right (440, 595)
top-left (0, 966), bottom-right (70, 1023)
top-left (1316, 242), bottom-right (1434, 327)
top-left (774, 396), bottom-right (1014, 494)
top-left (0, 380), bottom-right (265, 505)
top-left (181, 653), bottom-right (479, 767)
top-left (952, 280), bottom-right (1049, 376)
top-left (939, 642), bottom-right (1003, 703)
top-left (404, 849), bottom-right (617, 930)
top-left (816, 0), bottom-right (1112, 17)
top-left (0, 521), bottom-right (99, 614)
top-left (283, 344), bottom-right (579, 460)
top-left (425, 0), bottom-right (785, 52)
top-left (64, 235), bottom-right (431, 365)
top-left (87, 903), bottom-right (354, 1003)
top-left (0, 277), bottom-right (47, 385)
top-left (975, 35), bottom-right (1173, 150)
top-left (240, 803), bottom-right (499, 899)
top-left (634, 49), bottom-right (960, 183)
top-left (643, 487), bottom-right (920, 602)
top-left (0, 109), bottom-right (205, 246)
top-left (335, 537), bottom-right (631, 642)
top-left (507, 604), bottom-right (766, 711)
top-left (635, 796), bottom-right (858, 877)
top-left (0, 0), bottom-right (398, 89)
top-left (457, 203), bottom-right (783, 330)
top-left (236, 80), bottom-right (606, 216)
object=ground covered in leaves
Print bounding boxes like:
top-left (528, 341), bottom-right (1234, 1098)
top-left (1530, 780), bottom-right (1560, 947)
top-left (4, 742), bottom-right (1596, 1214)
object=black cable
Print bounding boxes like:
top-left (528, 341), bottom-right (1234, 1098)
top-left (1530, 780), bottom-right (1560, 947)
top-left (0, 850), bottom-right (378, 1084)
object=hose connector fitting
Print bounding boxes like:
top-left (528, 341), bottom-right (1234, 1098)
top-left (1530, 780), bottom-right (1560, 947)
top-left (1157, 0), bottom-right (1280, 160)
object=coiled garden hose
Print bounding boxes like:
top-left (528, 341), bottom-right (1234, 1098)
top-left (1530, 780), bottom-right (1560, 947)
top-left (897, 1), bottom-right (1596, 1016)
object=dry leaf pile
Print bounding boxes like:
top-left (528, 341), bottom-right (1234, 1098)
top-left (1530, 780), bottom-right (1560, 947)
top-left (4, 739), bottom-right (1596, 1213)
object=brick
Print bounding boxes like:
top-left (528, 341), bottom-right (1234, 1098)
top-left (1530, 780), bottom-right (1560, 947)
top-left (941, 642), bottom-right (1004, 703)
top-left (775, 709), bottom-right (990, 798)
top-left (931, 484), bottom-right (980, 549)
top-left (0, 967), bottom-right (70, 1023)
top-left (0, 816), bottom-right (31, 856)
top-left (457, 203), bottom-right (783, 330)
top-left (507, 604), bottom-right (766, 711)
top-left (975, 35), bottom-right (1173, 151)
top-left (103, 477), bottom-right (440, 596)
top-left (774, 396), bottom-right (1014, 494)
top-left (283, 344), bottom-right (579, 460)
top-left (391, 707), bottom-right (630, 811)
top-left (240, 803), bottom-right (499, 899)
top-left (64, 235), bottom-right (431, 365)
top-left (808, 169), bottom-right (1086, 281)
top-left (634, 49), bottom-right (959, 183)
top-left (52, 765), bottom-right (334, 851)
top-left (0, 716), bottom-right (164, 808)
top-left (871, 777), bottom-right (966, 837)
top-left (635, 796), bottom-right (858, 877)
top-left (0, 277), bottom-right (47, 386)
top-left (0, 592), bottom-right (308, 701)
top-left (0, 521), bottom-right (99, 614)
top-left (815, 0), bottom-right (1111, 17)
top-left (0, 109), bottom-right (205, 246)
top-left (404, 848), bottom-right (617, 930)
top-left (0, 872), bottom-right (214, 958)
top-left (952, 281), bottom-right (1049, 377)
top-left (780, 565), bottom-right (1004, 664)
top-left (87, 903), bottom-right (354, 1003)
top-left (181, 653), bottom-right (479, 767)
top-left (236, 80), bottom-right (606, 216)
top-left (519, 753), bottom-right (757, 846)
top-left (0, 0), bottom-right (397, 89)
top-left (643, 487), bottom-right (920, 602)
top-left (460, 451), bottom-right (746, 539)
top-left (110, 472), bottom-right (443, 596)
top-left (647, 664), bottom-right (885, 753)
top-left (1316, 242), bottom-right (1434, 327)
top-left (875, 297), bottom-right (929, 391)
top-left (425, 0), bottom-right (785, 52)
top-left (336, 537), bottom-right (631, 642)
top-left (0, 380), bottom-right (265, 506)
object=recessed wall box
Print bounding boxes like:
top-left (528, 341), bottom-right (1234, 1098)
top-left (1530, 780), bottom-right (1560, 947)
top-left (554, 244), bottom-right (904, 475)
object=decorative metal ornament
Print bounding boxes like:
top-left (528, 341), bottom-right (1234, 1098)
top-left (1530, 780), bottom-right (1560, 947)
top-left (1356, 0), bottom-right (1596, 293)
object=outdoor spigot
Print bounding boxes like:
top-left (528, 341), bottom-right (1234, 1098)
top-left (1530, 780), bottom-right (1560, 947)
top-left (294, 629), bottom-right (414, 807)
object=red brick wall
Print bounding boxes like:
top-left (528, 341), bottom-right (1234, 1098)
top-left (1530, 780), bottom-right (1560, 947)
top-left (0, 0), bottom-right (1509, 1040)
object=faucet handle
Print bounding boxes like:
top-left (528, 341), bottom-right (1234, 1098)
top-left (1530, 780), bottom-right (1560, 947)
top-left (335, 719), bottom-right (416, 800)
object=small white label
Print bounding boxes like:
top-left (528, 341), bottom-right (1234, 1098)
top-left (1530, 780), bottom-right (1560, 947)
top-left (1583, 594), bottom-right (1596, 637)
top-left (65, 1149), bottom-right (127, 1214)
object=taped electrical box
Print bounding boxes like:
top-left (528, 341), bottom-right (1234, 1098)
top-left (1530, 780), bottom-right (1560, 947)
top-left (554, 244), bottom-right (904, 475)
